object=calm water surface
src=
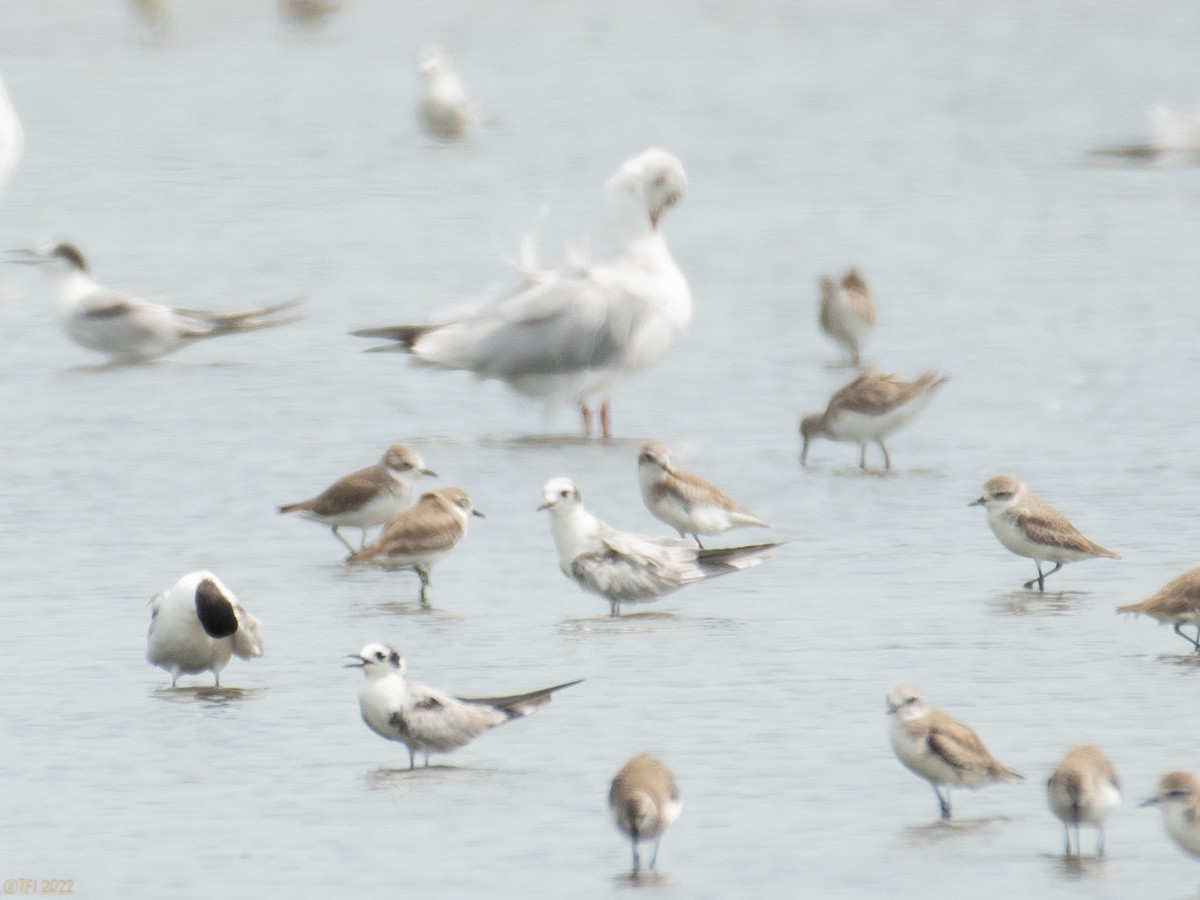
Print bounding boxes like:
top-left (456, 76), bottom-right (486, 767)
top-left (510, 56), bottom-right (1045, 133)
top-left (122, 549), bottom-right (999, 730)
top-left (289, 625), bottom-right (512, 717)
top-left (2, 1), bottom-right (1200, 897)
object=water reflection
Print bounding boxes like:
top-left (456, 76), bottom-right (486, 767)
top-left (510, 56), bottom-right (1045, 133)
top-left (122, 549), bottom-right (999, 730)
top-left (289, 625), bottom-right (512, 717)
top-left (1046, 852), bottom-right (1110, 880)
top-left (558, 611), bottom-right (742, 635)
top-left (901, 816), bottom-right (1009, 844)
top-left (987, 590), bottom-right (1090, 617)
top-left (354, 599), bottom-right (467, 621)
top-left (149, 685), bottom-right (267, 707)
top-left (612, 870), bottom-right (675, 889)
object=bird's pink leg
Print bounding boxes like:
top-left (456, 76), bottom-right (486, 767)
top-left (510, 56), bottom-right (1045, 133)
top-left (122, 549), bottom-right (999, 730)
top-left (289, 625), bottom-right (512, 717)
top-left (600, 399), bottom-right (612, 439)
top-left (580, 403), bottom-right (593, 438)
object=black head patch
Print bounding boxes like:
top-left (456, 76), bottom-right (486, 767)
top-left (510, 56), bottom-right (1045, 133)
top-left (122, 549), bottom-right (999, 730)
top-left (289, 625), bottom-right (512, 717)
top-left (52, 243), bottom-right (89, 272)
top-left (195, 578), bottom-right (239, 639)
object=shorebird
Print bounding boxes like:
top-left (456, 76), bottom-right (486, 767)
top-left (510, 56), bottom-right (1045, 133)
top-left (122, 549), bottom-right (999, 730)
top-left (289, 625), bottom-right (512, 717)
top-left (886, 683), bottom-right (1023, 820)
top-left (610, 753), bottom-right (681, 875)
top-left (970, 475), bottom-right (1119, 592)
top-left (146, 571), bottom-right (264, 687)
top-left (800, 370), bottom-right (948, 472)
top-left (278, 445), bottom-right (436, 552)
top-left (348, 642), bottom-right (581, 768)
top-left (1142, 772), bottom-right (1200, 861)
top-left (637, 442), bottom-right (770, 548)
top-left (538, 476), bottom-right (779, 616)
top-left (1046, 745), bottom-right (1121, 856)
top-left (352, 148), bottom-right (691, 439)
top-left (10, 243), bottom-right (301, 363)
top-left (278, 0), bottom-right (340, 27)
top-left (1118, 567), bottom-right (1200, 652)
top-left (817, 267), bottom-right (876, 366)
top-left (415, 45), bottom-right (478, 141)
top-left (346, 487), bottom-right (483, 604)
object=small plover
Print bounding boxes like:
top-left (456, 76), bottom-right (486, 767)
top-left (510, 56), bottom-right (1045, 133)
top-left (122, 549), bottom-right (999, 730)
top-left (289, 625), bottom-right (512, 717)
top-left (539, 476), bottom-right (779, 616)
top-left (970, 475), bottom-right (1119, 591)
top-left (346, 487), bottom-right (483, 604)
top-left (146, 571), bottom-right (264, 687)
top-left (610, 753), bottom-right (681, 875)
top-left (817, 267), bottom-right (876, 366)
top-left (1118, 567), bottom-right (1200, 651)
top-left (349, 642), bottom-right (581, 768)
top-left (800, 370), bottom-right (948, 472)
top-left (637, 442), bottom-right (770, 547)
top-left (1142, 772), bottom-right (1200, 861)
top-left (10, 243), bottom-right (301, 364)
top-left (886, 683), bottom-right (1023, 820)
top-left (1046, 745), bottom-right (1121, 856)
top-left (278, 445), bottom-right (435, 552)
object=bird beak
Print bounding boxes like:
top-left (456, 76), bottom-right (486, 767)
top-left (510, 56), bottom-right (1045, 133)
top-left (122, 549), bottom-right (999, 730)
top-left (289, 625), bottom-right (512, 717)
top-left (7, 248), bottom-right (44, 265)
top-left (471, 509), bottom-right (486, 518)
top-left (1139, 796), bottom-right (1161, 808)
top-left (420, 468), bottom-right (437, 477)
top-left (536, 500), bottom-right (552, 511)
top-left (968, 497), bottom-right (985, 507)
top-left (343, 654), bottom-right (365, 669)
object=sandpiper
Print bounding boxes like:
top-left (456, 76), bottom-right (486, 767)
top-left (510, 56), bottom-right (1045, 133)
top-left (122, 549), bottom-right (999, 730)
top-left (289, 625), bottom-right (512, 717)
top-left (1046, 745), bottom-right (1121, 856)
top-left (817, 267), bottom-right (876, 366)
top-left (610, 753), bottom-right (681, 875)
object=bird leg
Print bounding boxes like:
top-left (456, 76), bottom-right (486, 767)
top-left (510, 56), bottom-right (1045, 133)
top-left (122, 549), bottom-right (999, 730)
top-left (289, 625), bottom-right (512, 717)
top-left (600, 399), bottom-right (612, 440)
top-left (1096, 824), bottom-right (1105, 857)
top-left (1023, 561), bottom-right (1062, 591)
top-left (580, 403), bottom-right (593, 438)
top-left (331, 526), bottom-right (356, 554)
top-left (610, 600), bottom-right (621, 617)
top-left (1173, 622), bottom-right (1200, 652)
top-left (933, 784), bottom-right (951, 819)
top-left (878, 441), bottom-right (891, 472)
top-left (630, 839), bottom-right (641, 875)
top-left (407, 747), bottom-right (415, 770)
top-left (692, 534), bottom-right (704, 549)
top-left (359, 528), bottom-right (369, 549)
top-left (416, 568), bottom-right (430, 605)
top-left (1062, 824), bottom-right (1072, 856)
top-left (858, 443), bottom-right (868, 470)
top-left (649, 838), bottom-right (660, 870)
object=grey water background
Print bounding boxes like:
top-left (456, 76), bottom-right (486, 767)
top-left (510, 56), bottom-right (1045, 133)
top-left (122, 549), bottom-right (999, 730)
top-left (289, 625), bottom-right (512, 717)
top-left (2, 1), bottom-right (1200, 896)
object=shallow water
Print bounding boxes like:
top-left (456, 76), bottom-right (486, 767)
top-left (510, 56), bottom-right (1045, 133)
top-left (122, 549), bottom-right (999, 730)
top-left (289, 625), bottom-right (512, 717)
top-left (2, 1), bottom-right (1200, 897)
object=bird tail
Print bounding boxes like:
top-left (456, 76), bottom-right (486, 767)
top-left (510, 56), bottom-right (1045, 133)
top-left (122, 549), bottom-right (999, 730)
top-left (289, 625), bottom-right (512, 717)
top-left (231, 608), bottom-right (265, 660)
top-left (1116, 598), bottom-right (1152, 616)
top-left (729, 512), bottom-right (771, 529)
top-left (179, 299), bottom-right (304, 339)
top-left (914, 370), bottom-right (951, 393)
top-left (696, 542), bottom-right (783, 577)
top-left (992, 763), bottom-right (1025, 783)
top-left (277, 501), bottom-right (309, 515)
top-left (350, 324), bottom-right (436, 353)
top-left (462, 678), bottom-right (584, 719)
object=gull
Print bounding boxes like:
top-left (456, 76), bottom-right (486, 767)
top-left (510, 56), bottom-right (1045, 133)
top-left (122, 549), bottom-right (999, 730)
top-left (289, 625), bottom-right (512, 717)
top-left (11, 243), bottom-right (301, 364)
top-left (1046, 745), bottom-right (1121, 857)
top-left (278, 444), bottom-right (436, 552)
top-left (346, 486), bottom-right (483, 604)
top-left (353, 148), bottom-right (691, 439)
top-left (637, 442), bottom-right (770, 547)
top-left (1118, 566), bottom-right (1200, 652)
top-left (348, 642), bottom-right (581, 768)
top-left (970, 475), bottom-right (1119, 592)
top-left (538, 476), bottom-right (779, 616)
top-left (610, 753), bottom-right (681, 875)
top-left (1142, 772), bottom-right (1200, 862)
top-left (146, 571), bottom-right (264, 687)
top-left (886, 683), bottom-right (1023, 820)
top-left (817, 267), bottom-right (876, 366)
top-left (0, 74), bottom-right (22, 195)
top-left (415, 45), bottom-right (478, 141)
top-left (800, 370), bottom-right (948, 472)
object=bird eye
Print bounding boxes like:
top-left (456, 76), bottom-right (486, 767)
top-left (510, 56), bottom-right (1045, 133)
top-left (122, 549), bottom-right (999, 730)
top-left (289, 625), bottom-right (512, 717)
top-left (375, 651), bottom-right (386, 661)
top-left (993, 492), bottom-right (1011, 499)
top-left (560, 489), bottom-right (569, 497)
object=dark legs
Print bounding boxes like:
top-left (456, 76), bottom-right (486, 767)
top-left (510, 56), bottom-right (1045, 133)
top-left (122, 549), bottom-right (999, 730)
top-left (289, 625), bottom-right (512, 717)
top-left (1173, 622), bottom-right (1200, 652)
top-left (933, 783), bottom-right (951, 820)
top-left (416, 567), bottom-right (430, 605)
top-left (1023, 561), bottom-right (1063, 592)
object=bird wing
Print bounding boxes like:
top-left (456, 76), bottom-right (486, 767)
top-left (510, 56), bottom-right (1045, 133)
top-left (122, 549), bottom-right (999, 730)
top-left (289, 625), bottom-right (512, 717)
top-left (657, 468), bottom-right (743, 513)
top-left (924, 709), bottom-right (1019, 779)
top-left (827, 373), bottom-right (912, 415)
top-left (230, 605), bottom-right (265, 659)
top-left (1017, 499), bottom-right (1118, 558)
top-left (70, 288), bottom-right (178, 346)
top-left (350, 502), bottom-right (459, 560)
top-left (293, 467), bottom-right (388, 517)
top-left (409, 265), bottom-right (646, 378)
top-left (570, 528), bottom-right (693, 601)
top-left (459, 679), bottom-right (583, 718)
